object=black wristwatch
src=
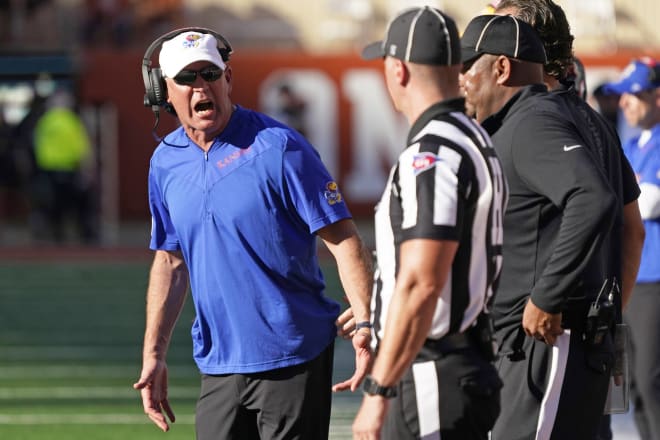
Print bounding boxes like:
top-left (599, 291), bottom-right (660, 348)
top-left (362, 375), bottom-right (397, 398)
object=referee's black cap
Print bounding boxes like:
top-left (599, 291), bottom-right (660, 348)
top-left (361, 6), bottom-right (461, 66)
top-left (460, 15), bottom-right (547, 65)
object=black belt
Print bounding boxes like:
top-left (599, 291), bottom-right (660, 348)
top-left (420, 332), bottom-right (472, 360)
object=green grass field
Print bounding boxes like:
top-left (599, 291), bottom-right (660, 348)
top-left (0, 258), bottom-right (360, 439)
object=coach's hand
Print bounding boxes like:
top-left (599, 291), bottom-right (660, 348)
top-left (522, 298), bottom-right (564, 345)
top-left (336, 306), bottom-right (356, 339)
top-left (332, 332), bottom-right (372, 392)
top-left (134, 358), bottom-right (175, 432)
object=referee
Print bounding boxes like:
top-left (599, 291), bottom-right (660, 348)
top-left (353, 6), bottom-right (507, 439)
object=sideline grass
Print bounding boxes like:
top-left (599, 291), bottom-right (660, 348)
top-left (0, 258), bottom-right (360, 439)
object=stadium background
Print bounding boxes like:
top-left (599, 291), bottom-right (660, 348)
top-left (1, 0), bottom-right (660, 238)
top-left (0, 0), bottom-right (657, 438)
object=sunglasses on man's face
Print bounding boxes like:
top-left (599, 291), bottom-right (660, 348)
top-left (172, 66), bottom-right (224, 86)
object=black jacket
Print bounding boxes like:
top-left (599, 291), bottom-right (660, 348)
top-left (483, 84), bottom-right (621, 329)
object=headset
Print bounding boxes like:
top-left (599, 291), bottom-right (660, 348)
top-left (141, 27), bottom-right (233, 116)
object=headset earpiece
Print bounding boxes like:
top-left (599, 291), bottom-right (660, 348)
top-left (219, 47), bottom-right (231, 62)
top-left (146, 67), bottom-right (165, 107)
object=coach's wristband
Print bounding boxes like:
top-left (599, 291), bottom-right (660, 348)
top-left (355, 321), bottom-right (372, 331)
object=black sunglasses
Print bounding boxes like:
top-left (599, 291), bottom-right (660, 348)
top-left (173, 66), bottom-right (224, 85)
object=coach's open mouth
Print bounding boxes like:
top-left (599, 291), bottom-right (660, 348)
top-left (194, 100), bottom-right (214, 113)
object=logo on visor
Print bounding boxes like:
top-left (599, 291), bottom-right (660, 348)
top-left (183, 34), bottom-right (202, 49)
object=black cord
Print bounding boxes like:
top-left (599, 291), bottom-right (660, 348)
top-left (151, 107), bottom-right (163, 143)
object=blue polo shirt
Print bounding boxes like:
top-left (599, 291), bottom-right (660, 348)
top-left (623, 124), bottom-right (660, 283)
top-left (148, 106), bottom-right (348, 374)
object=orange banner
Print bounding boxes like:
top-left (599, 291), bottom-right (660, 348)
top-left (79, 49), bottom-right (660, 219)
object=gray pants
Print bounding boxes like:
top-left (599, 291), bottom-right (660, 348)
top-left (492, 324), bottom-right (613, 440)
top-left (195, 342), bottom-right (334, 440)
top-left (625, 282), bottom-right (660, 440)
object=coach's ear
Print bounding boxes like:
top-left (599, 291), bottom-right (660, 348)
top-left (224, 65), bottom-right (233, 96)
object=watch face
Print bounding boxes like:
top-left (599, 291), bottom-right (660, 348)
top-left (363, 376), bottom-right (397, 398)
top-left (363, 376), bottom-right (378, 393)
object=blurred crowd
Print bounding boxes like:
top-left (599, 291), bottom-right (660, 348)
top-left (0, 78), bottom-right (98, 245)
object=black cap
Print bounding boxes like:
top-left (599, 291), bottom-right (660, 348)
top-left (361, 6), bottom-right (461, 66)
top-left (461, 15), bottom-right (547, 65)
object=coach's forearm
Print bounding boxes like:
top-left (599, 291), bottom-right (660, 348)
top-left (319, 219), bottom-right (373, 323)
top-left (142, 250), bottom-right (189, 361)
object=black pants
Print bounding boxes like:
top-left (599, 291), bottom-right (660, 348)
top-left (624, 282), bottom-right (660, 440)
top-left (491, 325), bottom-right (613, 440)
top-left (195, 342), bottom-right (334, 440)
top-left (382, 342), bottom-right (501, 440)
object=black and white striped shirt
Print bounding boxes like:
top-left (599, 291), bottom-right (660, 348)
top-left (372, 98), bottom-right (507, 347)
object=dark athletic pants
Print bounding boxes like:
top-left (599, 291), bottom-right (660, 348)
top-left (382, 343), bottom-right (501, 440)
top-left (624, 282), bottom-right (660, 440)
top-left (491, 325), bottom-right (613, 440)
top-left (195, 342), bottom-right (334, 440)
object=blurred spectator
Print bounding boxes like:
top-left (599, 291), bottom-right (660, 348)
top-left (2, 90), bottom-right (47, 229)
top-left (81, 0), bottom-right (134, 47)
top-left (0, 102), bottom-right (33, 240)
top-left (594, 82), bottom-right (642, 145)
top-left (0, 108), bottom-right (14, 228)
top-left (0, 109), bottom-right (16, 193)
top-left (603, 57), bottom-right (660, 440)
top-left (275, 83), bottom-right (308, 138)
top-left (593, 83), bottom-right (621, 129)
top-left (30, 90), bottom-right (98, 244)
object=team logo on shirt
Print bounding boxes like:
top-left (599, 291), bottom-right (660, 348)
top-left (324, 181), bottom-right (343, 205)
top-left (412, 152), bottom-right (442, 175)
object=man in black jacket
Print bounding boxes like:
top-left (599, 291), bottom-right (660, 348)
top-left (492, 3), bottom-right (645, 439)
top-left (495, 0), bottom-right (643, 324)
top-left (460, 14), bottom-right (628, 439)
